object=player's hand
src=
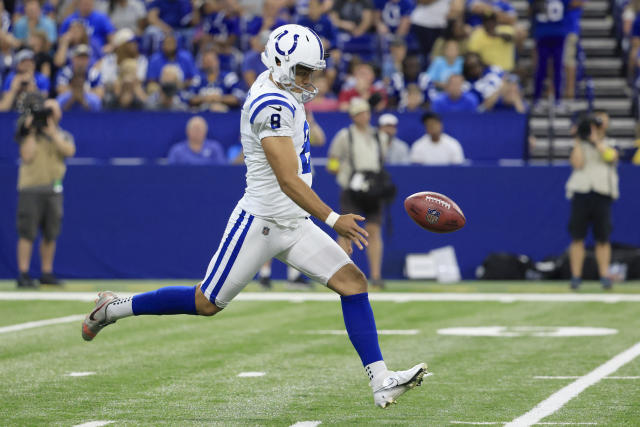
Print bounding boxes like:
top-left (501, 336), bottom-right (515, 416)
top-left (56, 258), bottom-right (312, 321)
top-left (333, 214), bottom-right (368, 251)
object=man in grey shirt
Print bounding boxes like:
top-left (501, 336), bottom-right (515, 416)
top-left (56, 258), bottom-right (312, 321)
top-left (378, 113), bottom-right (410, 165)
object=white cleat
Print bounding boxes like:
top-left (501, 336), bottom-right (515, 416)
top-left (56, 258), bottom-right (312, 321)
top-left (82, 291), bottom-right (118, 341)
top-left (371, 363), bottom-right (428, 408)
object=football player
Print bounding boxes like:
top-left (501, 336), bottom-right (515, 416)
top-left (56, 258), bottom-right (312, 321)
top-left (81, 24), bottom-right (427, 408)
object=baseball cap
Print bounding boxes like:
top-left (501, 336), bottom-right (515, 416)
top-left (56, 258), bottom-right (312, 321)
top-left (15, 49), bottom-right (35, 63)
top-left (348, 97), bottom-right (370, 116)
top-left (113, 28), bottom-right (136, 48)
top-left (379, 113), bottom-right (398, 126)
top-left (72, 44), bottom-right (90, 57)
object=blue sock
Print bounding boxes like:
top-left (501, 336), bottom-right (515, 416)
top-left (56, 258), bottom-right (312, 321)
top-left (340, 292), bottom-right (383, 366)
top-left (132, 286), bottom-right (197, 315)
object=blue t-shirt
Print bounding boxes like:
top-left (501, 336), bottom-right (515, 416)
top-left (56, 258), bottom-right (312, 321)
top-left (466, 0), bottom-right (516, 27)
top-left (297, 14), bottom-right (337, 49)
top-left (147, 50), bottom-right (197, 82)
top-left (188, 70), bottom-right (246, 105)
top-left (632, 14), bottom-right (640, 38)
top-left (374, 0), bottom-right (414, 33)
top-left (2, 71), bottom-right (50, 93)
top-left (464, 65), bottom-right (504, 103)
top-left (426, 56), bottom-right (463, 84)
top-left (56, 91), bottom-right (102, 111)
top-left (202, 11), bottom-right (239, 39)
top-left (242, 50), bottom-right (267, 77)
top-left (148, 0), bottom-right (193, 29)
top-left (431, 92), bottom-right (479, 113)
top-left (244, 16), bottom-right (288, 36)
top-left (13, 16), bottom-right (57, 42)
top-left (530, 0), bottom-right (571, 39)
top-left (60, 11), bottom-right (115, 48)
top-left (566, 3), bottom-right (582, 34)
top-left (167, 140), bottom-right (227, 165)
top-left (56, 66), bottom-right (102, 89)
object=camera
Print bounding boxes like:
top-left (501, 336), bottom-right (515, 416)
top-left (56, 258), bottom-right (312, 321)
top-left (17, 91), bottom-right (52, 132)
top-left (576, 113), bottom-right (603, 141)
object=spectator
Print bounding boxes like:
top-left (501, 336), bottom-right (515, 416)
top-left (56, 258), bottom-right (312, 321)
top-left (197, 0), bottom-right (241, 72)
top-left (147, 33), bottom-right (197, 85)
top-left (493, 76), bottom-right (526, 113)
top-left (566, 112), bottom-right (619, 290)
top-left (381, 36), bottom-right (407, 82)
top-left (399, 82), bottom-right (426, 111)
top-left (426, 38), bottom-right (463, 87)
top-left (54, 21), bottom-right (101, 68)
top-left (60, 0), bottom-right (116, 50)
top-left (241, 29), bottom-right (269, 88)
top-left (338, 62), bottom-right (387, 111)
top-left (462, 52), bottom-right (504, 111)
top-left (431, 74), bottom-right (478, 113)
top-left (56, 44), bottom-right (104, 99)
top-left (331, 0), bottom-right (375, 55)
top-left (104, 58), bottom-right (147, 109)
top-left (15, 98), bottom-right (75, 287)
top-left (0, 49), bottom-right (50, 112)
top-left (564, 0), bottom-right (584, 99)
top-left (57, 73), bottom-right (103, 111)
top-left (378, 113), bottom-right (410, 164)
top-left (430, 16), bottom-right (469, 58)
top-left (298, 0), bottom-right (338, 50)
top-left (374, 0), bottom-right (413, 38)
top-left (0, 1), bottom-right (9, 33)
top-left (187, 49), bottom-right (245, 112)
top-left (466, 0), bottom-right (517, 27)
top-left (29, 30), bottom-right (53, 79)
top-left (327, 97), bottom-right (391, 288)
top-left (410, 0), bottom-right (463, 59)
top-left (147, 0), bottom-right (196, 35)
top-left (627, 2), bottom-right (640, 81)
top-left (108, 0), bottom-right (147, 32)
top-left (410, 112), bottom-right (464, 165)
top-left (12, 0), bottom-right (57, 44)
top-left (389, 55), bottom-right (427, 108)
top-left (305, 73), bottom-right (340, 111)
top-left (167, 116), bottom-right (227, 165)
top-left (468, 11), bottom-right (515, 72)
top-left (243, 0), bottom-right (289, 49)
top-left (145, 64), bottom-right (188, 110)
top-left (529, 0), bottom-right (572, 110)
top-left (98, 28), bottom-right (148, 88)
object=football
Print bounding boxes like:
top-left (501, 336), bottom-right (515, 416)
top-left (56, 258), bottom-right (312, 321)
top-left (404, 191), bottom-right (466, 233)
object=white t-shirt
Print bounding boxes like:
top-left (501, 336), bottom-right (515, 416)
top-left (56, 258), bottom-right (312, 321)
top-left (410, 0), bottom-right (451, 28)
top-left (410, 133), bottom-right (465, 165)
top-left (237, 71), bottom-right (312, 219)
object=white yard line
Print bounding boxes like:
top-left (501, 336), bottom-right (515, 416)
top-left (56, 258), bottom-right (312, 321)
top-left (66, 372), bottom-right (96, 377)
top-left (72, 422), bottom-right (114, 427)
top-left (451, 422), bottom-right (596, 426)
top-left (289, 422), bottom-right (321, 427)
top-left (0, 314), bottom-right (84, 334)
top-left (505, 341), bottom-right (640, 427)
top-left (237, 372), bottom-right (265, 377)
top-left (535, 376), bottom-right (640, 380)
top-left (2, 292), bottom-right (640, 303)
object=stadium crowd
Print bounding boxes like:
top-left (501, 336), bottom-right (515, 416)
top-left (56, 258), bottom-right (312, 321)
top-left (0, 0), bottom-right (546, 114)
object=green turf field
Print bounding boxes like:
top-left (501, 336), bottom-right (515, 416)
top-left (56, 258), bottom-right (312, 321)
top-left (1, 280), bottom-right (640, 426)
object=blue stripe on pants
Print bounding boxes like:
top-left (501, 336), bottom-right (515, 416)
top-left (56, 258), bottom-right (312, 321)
top-left (201, 210), bottom-right (246, 295)
top-left (209, 214), bottom-right (255, 301)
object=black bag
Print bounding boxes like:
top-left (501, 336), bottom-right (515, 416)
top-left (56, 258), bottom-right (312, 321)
top-left (346, 127), bottom-right (397, 209)
top-left (476, 253), bottom-right (534, 280)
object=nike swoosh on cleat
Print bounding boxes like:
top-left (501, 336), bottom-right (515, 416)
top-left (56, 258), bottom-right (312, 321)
top-left (269, 106), bottom-right (282, 111)
top-left (89, 300), bottom-right (110, 321)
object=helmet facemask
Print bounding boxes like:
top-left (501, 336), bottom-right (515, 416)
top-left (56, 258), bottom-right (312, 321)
top-left (277, 62), bottom-right (323, 104)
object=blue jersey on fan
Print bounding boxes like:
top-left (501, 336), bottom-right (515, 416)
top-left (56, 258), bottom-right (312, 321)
top-left (202, 11), bottom-right (240, 39)
top-left (187, 70), bottom-right (246, 107)
top-left (464, 65), bottom-right (504, 104)
top-left (566, 1), bottom-right (582, 34)
top-left (374, 0), bottom-right (414, 33)
top-left (466, 0), bottom-right (516, 27)
top-left (530, 0), bottom-right (571, 39)
top-left (297, 14), bottom-right (338, 49)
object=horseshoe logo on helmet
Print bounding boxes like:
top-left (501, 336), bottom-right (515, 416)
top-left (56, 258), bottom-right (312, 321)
top-left (274, 30), bottom-right (299, 56)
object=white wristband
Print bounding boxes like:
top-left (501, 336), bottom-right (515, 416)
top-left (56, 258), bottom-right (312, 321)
top-left (324, 211), bottom-right (340, 228)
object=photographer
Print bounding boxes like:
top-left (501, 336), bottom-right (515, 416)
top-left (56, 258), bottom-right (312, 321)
top-left (566, 112), bottom-right (619, 290)
top-left (16, 97), bottom-right (75, 288)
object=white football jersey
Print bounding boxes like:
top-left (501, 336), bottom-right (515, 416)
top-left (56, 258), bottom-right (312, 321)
top-left (237, 70), bottom-right (312, 219)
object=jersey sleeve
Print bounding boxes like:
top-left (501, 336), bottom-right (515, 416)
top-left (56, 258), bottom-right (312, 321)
top-left (249, 95), bottom-right (297, 140)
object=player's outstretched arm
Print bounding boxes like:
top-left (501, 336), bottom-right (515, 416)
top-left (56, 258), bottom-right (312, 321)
top-left (262, 136), bottom-right (368, 250)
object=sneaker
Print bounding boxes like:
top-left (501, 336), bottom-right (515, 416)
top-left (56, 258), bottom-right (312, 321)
top-left (258, 276), bottom-right (272, 290)
top-left (16, 272), bottom-right (37, 288)
top-left (570, 277), bottom-right (582, 290)
top-left (82, 291), bottom-right (118, 341)
top-left (40, 272), bottom-right (63, 286)
top-left (371, 363), bottom-right (428, 408)
top-left (601, 277), bottom-right (613, 290)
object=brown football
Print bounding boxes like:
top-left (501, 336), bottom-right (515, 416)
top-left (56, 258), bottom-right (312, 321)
top-left (404, 191), bottom-right (466, 233)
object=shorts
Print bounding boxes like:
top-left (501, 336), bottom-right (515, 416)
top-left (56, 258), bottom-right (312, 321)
top-left (339, 190), bottom-right (383, 225)
top-left (563, 33), bottom-right (578, 67)
top-left (16, 190), bottom-right (63, 241)
top-left (200, 205), bottom-right (353, 308)
top-left (568, 191), bottom-right (612, 243)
